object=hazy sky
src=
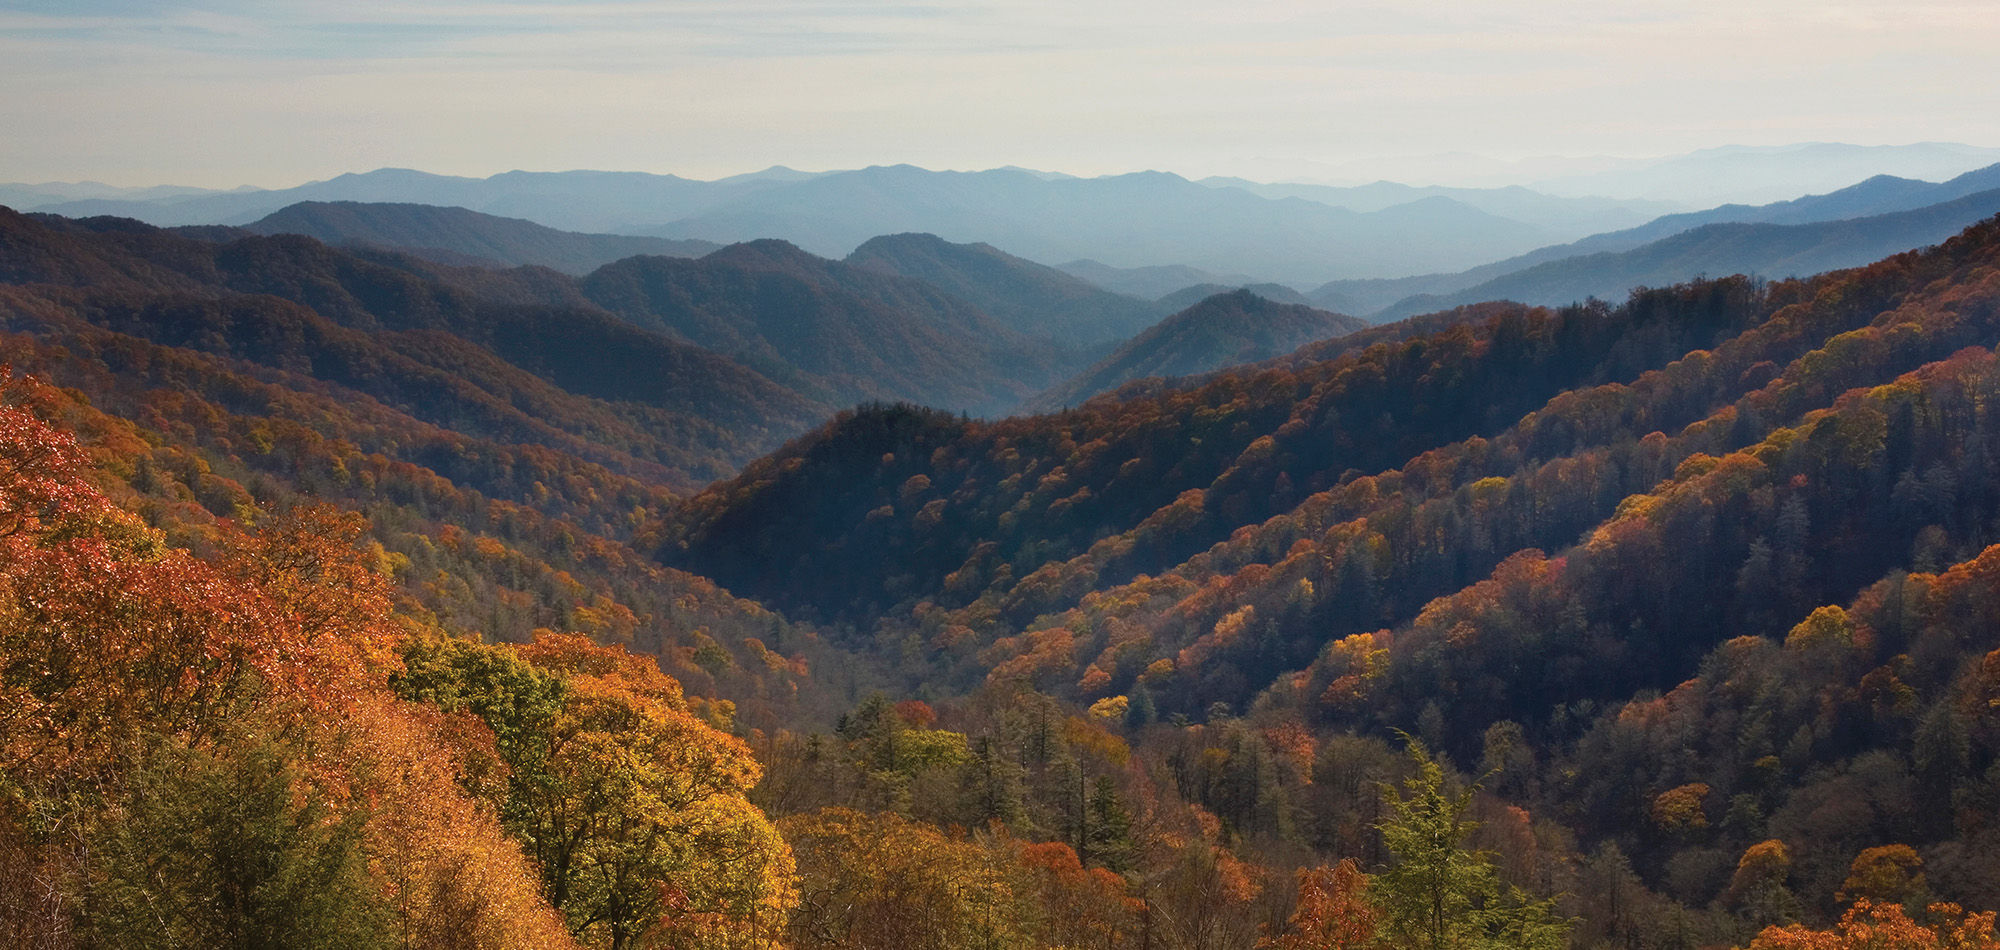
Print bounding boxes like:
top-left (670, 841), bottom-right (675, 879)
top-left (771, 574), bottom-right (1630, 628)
top-left (3, 0), bottom-right (1997, 188)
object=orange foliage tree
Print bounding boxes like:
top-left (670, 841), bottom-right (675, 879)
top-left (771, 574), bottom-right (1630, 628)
top-left (398, 630), bottom-right (796, 950)
top-left (1259, 859), bottom-right (1380, 950)
top-left (1746, 900), bottom-right (2000, 950)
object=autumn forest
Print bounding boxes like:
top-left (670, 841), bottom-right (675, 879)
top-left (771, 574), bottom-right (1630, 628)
top-left (8, 192), bottom-right (2000, 950)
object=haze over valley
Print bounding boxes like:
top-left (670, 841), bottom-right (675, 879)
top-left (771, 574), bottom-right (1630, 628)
top-left (10, 2), bottom-right (2000, 949)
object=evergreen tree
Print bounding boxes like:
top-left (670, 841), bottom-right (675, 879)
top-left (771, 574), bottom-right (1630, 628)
top-left (86, 736), bottom-right (393, 950)
top-left (1372, 740), bottom-right (1567, 950)
top-left (957, 735), bottom-right (1026, 828)
top-left (1086, 776), bottom-right (1136, 873)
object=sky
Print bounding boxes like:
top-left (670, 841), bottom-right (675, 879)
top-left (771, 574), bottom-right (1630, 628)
top-left (3, 0), bottom-right (1998, 189)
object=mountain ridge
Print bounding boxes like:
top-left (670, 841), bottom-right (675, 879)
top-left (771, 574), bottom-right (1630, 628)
top-left (1024, 289), bottom-right (1367, 411)
top-left (242, 201), bottom-right (720, 274)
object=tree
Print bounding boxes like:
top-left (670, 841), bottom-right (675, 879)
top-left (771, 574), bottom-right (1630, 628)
top-left (781, 808), bottom-right (1022, 950)
top-left (1837, 845), bottom-right (1929, 908)
top-left (1086, 775), bottom-right (1136, 873)
top-left (1259, 860), bottom-right (1379, 950)
top-left (1747, 899), bottom-right (2000, 950)
top-left (86, 735), bottom-right (394, 950)
top-left (396, 632), bottom-right (795, 949)
top-left (1371, 740), bottom-right (1567, 950)
top-left (1724, 840), bottom-right (1800, 929)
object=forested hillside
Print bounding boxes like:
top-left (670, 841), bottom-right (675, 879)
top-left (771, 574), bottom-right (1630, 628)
top-left (1028, 290), bottom-right (1368, 410)
top-left (0, 378), bottom-right (794, 947)
top-left (663, 213), bottom-right (2000, 948)
top-left (13, 203), bottom-right (2000, 949)
top-left (243, 201), bottom-right (722, 274)
top-left (846, 231), bottom-right (1161, 346)
top-left (578, 239), bottom-right (1075, 414)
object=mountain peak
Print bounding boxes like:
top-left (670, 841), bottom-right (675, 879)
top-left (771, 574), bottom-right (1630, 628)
top-left (703, 238), bottom-right (823, 271)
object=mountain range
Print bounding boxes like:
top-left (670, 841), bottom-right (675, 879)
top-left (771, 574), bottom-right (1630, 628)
top-left (238, 201), bottom-right (720, 274)
top-left (14, 179), bottom-right (2000, 948)
top-left (1313, 164), bottom-right (2000, 317)
top-left (652, 216), bottom-right (2000, 943)
top-left (5, 165), bottom-right (1674, 286)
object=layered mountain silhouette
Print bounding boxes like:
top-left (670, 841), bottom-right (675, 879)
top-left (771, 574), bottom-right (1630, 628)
top-left (14, 165), bottom-right (1641, 286)
top-left (1053, 259), bottom-right (1274, 300)
top-left (636, 166), bottom-right (1559, 282)
top-left (1365, 186), bottom-right (2000, 319)
top-left (1312, 165), bottom-right (2000, 317)
top-left (239, 201), bottom-right (719, 274)
top-left (1525, 141), bottom-right (2000, 204)
top-left (1026, 289), bottom-right (1366, 411)
top-left (23, 166), bottom-right (822, 233)
top-left (0, 208), bottom-right (825, 487)
top-left (576, 239), bottom-right (1074, 415)
top-left (844, 232), bottom-right (1159, 346)
top-left (1150, 281), bottom-right (1314, 313)
top-left (0, 208), bottom-right (1101, 483)
top-left (1197, 177), bottom-right (1678, 234)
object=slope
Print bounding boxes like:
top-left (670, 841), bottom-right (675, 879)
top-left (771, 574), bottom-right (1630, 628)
top-left (0, 209), bottom-right (871, 732)
top-left (1026, 290), bottom-right (1366, 411)
top-left (244, 201), bottom-right (720, 274)
top-left (1373, 187), bottom-right (2000, 319)
top-left (578, 239), bottom-right (1075, 415)
top-left (661, 214), bottom-right (2000, 701)
top-left (1311, 162), bottom-right (2000, 317)
top-left (1150, 281), bottom-right (1315, 313)
top-left (844, 232), bottom-right (1159, 346)
top-left (1054, 259), bottom-right (1273, 300)
top-left (659, 217), bottom-right (2000, 935)
top-left (0, 208), bottom-right (827, 483)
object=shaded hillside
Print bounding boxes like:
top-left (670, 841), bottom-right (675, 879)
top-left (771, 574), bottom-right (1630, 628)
top-left (658, 216), bottom-right (2000, 940)
top-left (661, 276), bottom-right (1772, 627)
top-left (1151, 281), bottom-right (1314, 313)
top-left (0, 209), bottom-right (825, 469)
top-left (845, 232), bottom-right (1158, 346)
top-left (0, 208), bottom-right (870, 734)
top-left (1314, 163), bottom-right (2000, 318)
top-left (245, 201), bottom-right (719, 274)
top-left (1054, 258), bottom-right (1271, 300)
top-left (579, 240), bottom-right (1075, 415)
top-left (1027, 290), bottom-right (1365, 410)
top-left (1374, 187), bottom-right (2000, 319)
top-left (662, 215), bottom-right (2000, 709)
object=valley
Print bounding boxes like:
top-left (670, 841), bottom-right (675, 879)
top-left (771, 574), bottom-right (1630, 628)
top-left (7, 155), bottom-right (2000, 949)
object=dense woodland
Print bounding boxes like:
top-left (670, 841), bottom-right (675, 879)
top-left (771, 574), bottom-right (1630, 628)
top-left (8, 204), bottom-right (2000, 948)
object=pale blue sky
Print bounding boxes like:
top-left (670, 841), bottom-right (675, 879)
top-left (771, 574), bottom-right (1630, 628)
top-left (4, 0), bottom-right (1997, 187)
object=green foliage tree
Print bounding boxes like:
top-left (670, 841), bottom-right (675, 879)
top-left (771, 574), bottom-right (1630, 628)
top-left (86, 735), bottom-right (394, 950)
top-left (1086, 775), bottom-right (1136, 873)
top-left (394, 632), bottom-right (795, 949)
top-left (1372, 740), bottom-right (1567, 950)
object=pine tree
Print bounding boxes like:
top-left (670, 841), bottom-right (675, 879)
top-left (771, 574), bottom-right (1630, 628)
top-left (1372, 740), bottom-right (1567, 950)
top-left (1086, 776), bottom-right (1136, 873)
top-left (87, 736), bottom-right (393, 950)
